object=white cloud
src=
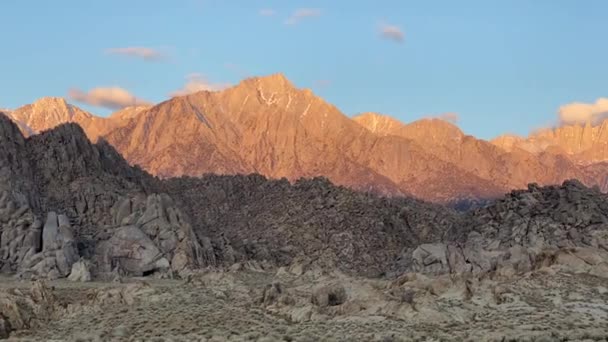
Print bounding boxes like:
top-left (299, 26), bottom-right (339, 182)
top-left (259, 8), bottom-right (276, 16)
top-left (68, 87), bottom-right (151, 110)
top-left (559, 98), bottom-right (608, 125)
top-left (285, 8), bottom-right (322, 25)
top-left (170, 74), bottom-right (231, 97)
top-left (379, 24), bottom-right (405, 43)
top-left (105, 47), bottom-right (167, 61)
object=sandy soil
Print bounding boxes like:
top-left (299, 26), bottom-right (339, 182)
top-left (2, 267), bottom-right (608, 342)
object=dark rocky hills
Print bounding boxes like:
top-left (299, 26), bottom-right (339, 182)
top-left (1, 111), bottom-right (608, 283)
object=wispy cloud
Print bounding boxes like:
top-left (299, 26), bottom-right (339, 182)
top-left (436, 112), bottom-right (459, 124)
top-left (314, 79), bottom-right (332, 89)
top-left (105, 47), bottom-right (167, 62)
top-left (379, 24), bottom-right (405, 43)
top-left (68, 87), bottom-right (151, 110)
top-left (285, 8), bottom-right (322, 25)
top-left (259, 8), bottom-right (276, 16)
top-left (170, 73), bottom-right (231, 97)
top-left (559, 98), bottom-right (608, 125)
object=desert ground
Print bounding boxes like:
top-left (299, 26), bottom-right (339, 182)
top-left (2, 262), bottom-right (607, 342)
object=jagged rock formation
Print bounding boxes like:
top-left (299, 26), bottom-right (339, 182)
top-left (5, 77), bottom-right (608, 204)
top-left (396, 180), bottom-right (608, 278)
top-left (493, 120), bottom-right (608, 163)
top-left (18, 212), bottom-right (79, 279)
top-left (161, 175), bottom-right (459, 277)
top-left (9, 97), bottom-right (94, 136)
top-left (6, 99), bottom-right (141, 142)
top-left (2, 110), bottom-right (608, 283)
top-left (92, 193), bottom-right (214, 277)
top-left (0, 114), bottom-right (212, 279)
top-left (354, 112), bottom-right (608, 198)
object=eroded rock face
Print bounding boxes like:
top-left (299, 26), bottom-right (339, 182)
top-left (396, 180), bottom-right (608, 278)
top-left (161, 175), bottom-right (459, 277)
top-left (93, 193), bottom-right (221, 277)
top-left (0, 115), bottom-right (212, 280)
top-left (18, 212), bottom-right (79, 280)
top-left (96, 225), bottom-right (166, 276)
top-left (0, 191), bottom-right (42, 274)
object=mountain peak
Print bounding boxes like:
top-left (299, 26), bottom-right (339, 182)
top-left (490, 117), bottom-right (608, 158)
top-left (32, 96), bottom-right (69, 107)
top-left (354, 113), bottom-right (464, 140)
top-left (239, 73), bottom-right (297, 94)
top-left (256, 72), bottom-right (290, 84)
top-left (30, 97), bottom-right (76, 117)
top-left (406, 117), bottom-right (463, 133)
top-left (10, 97), bottom-right (93, 135)
top-left (353, 112), bottom-right (405, 135)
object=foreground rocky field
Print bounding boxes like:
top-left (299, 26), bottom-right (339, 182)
top-left (1, 261), bottom-right (607, 342)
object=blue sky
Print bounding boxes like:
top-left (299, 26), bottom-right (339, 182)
top-left (1, 0), bottom-right (607, 139)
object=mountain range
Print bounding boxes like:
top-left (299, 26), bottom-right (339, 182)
top-left (3, 73), bottom-right (608, 205)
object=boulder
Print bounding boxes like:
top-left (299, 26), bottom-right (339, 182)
top-left (105, 194), bottom-right (218, 276)
top-left (410, 244), bottom-right (450, 274)
top-left (96, 225), bottom-right (166, 275)
top-left (311, 283), bottom-right (347, 307)
top-left (17, 212), bottom-right (79, 279)
top-left (41, 212), bottom-right (59, 251)
top-left (68, 259), bottom-right (92, 282)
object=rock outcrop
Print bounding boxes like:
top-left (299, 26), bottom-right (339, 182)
top-left (3, 110), bottom-right (608, 283)
top-left (161, 175), bottom-right (459, 277)
top-left (396, 180), bottom-right (608, 278)
top-left (7, 97), bottom-right (134, 142)
top-left (493, 120), bottom-right (608, 164)
top-left (18, 212), bottom-right (79, 279)
top-left (94, 193), bottom-right (215, 278)
top-left (0, 114), bottom-right (213, 280)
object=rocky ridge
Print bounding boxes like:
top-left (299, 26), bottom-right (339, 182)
top-left (2, 110), bottom-right (608, 282)
top-left (9, 97), bottom-right (93, 136)
top-left (397, 180), bottom-right (608, 279)
top-left (8, 75), bottom-right (608, 205)
top-left (0, 113), bottom-right (218, 280)
top-left (493, 120), bottom-right (608, 163)
top-left (7, 98), bottom-right (142, 142)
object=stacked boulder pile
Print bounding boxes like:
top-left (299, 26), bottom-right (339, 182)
top-left (19, 212), bottom-right (78, 279)
top-left (398, 180), bottom-right (608, 278)
top-left (160, 174), bottom-right (459, 277)
top-left (92, 193), bottom-right (217, 278)
top-left (0, 113), bottom-right (220, 280)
